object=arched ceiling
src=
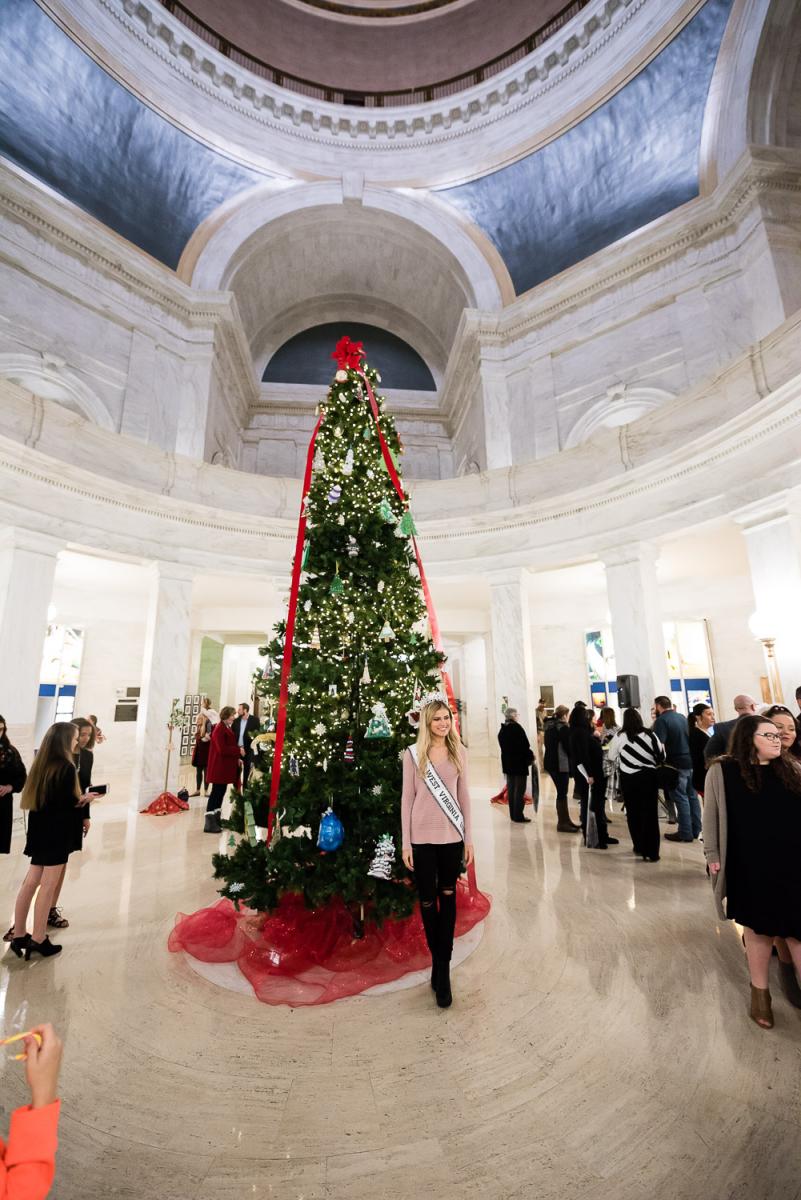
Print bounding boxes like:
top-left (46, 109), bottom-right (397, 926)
top-left (177, 0), bottom-right (568, 93)
top-left (224, 203), bottom-right (476, 379)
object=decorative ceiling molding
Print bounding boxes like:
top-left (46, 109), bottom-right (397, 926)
top-left (40, 0), bottom-right (680, 166)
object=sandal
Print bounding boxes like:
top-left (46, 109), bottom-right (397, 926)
top-left (749, 985), bottom-right (773, 1029)
top-left (47, 907), bottom-right (69, 929)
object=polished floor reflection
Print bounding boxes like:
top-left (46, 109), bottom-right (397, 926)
top-left (1, 773), bottom-right (800, 1200)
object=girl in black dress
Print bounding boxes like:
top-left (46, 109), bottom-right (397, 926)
top-left (41, 717), bottom-right (95, 933)
top-left (703, 715), bottom-right (801, 1029)
top-left (0, 715), bottom-right (26, 855)
top-left (9, 723), bottom-right (84, 960)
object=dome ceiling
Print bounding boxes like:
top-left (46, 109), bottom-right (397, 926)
top-left (174, 0), bottom-right (569, 94)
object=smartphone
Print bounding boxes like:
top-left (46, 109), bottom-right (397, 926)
top-left (88, 784), bottom-right (108, 796)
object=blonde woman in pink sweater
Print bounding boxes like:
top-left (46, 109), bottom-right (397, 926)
top-left (402, 697), bottom-right (474, 1008)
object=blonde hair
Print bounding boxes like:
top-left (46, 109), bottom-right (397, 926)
top-left (415, 702), bottom-right (462, 779)
top-left (21, 722), bottom-right (80, 812)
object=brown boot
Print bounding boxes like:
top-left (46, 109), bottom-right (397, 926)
top-left (750, 985), bottom-right (774, 1029)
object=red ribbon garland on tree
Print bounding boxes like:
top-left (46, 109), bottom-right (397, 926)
top-left (266, 360), bottom-right (459, 846)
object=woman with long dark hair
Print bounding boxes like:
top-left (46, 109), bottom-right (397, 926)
top-left (703, 714), bottom-right (801, 1029)
top-left (543, 706), bottom-right (580, 832)
top-left (9, 723), bottom-right (85, 959)
top-left (608, 708), bottom-right (664, 861)
top-left (0, 714), bottom-right (26, 855)
top-left (568, 705), bottom-right (617, 849)
top-left (402, 696), bottom-right (474, 1008)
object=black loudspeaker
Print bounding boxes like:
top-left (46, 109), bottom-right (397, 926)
top-left (616, 674), bottom-right (641, 708)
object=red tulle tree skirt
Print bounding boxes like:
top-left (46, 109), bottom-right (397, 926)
top-left (141, 791), bottom-right (189, 815)
top-left (490, 786), bottom-right (534, 806)
top-left (169, 878), bottom-right (491, 1006)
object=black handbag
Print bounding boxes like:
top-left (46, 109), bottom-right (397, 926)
top-left (650, 732), bottom-right (678, 791)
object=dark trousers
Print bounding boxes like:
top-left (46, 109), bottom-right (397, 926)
top-left (195, 765), bottom-right (206, 791)
top-left (241, 751), bottom-right (253, 789)
top-left (575, 774), bottom-right (609, 847)
top-left (206, 782), bottom-right (227, 816)
top-left (547, 770), bottom-right (571, 826)
top-left (412, 841), bottom-right (463, 965)
top-left (506, 773), bottom-right (527, 821)
top-left (621, 769), bottom-right (660, 859)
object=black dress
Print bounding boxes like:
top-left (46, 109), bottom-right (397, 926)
top-left (723, 760), bottom-right (801, 939)
top-left (24, 762), bottom-right (82, 867)
top-left (0, 742), bottom-right (27, 854)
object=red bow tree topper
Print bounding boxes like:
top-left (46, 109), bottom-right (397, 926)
top-left (331, 336), bottom-right (366, 371)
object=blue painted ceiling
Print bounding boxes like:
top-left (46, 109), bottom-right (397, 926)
top-left (0, 0), bottom-right (733, 289)
top-left (264, 323), bottom-right (437, 390)
top-left (0, 0), bottom-right (263, 268)
top-left (440, 0), bottom-right (734, 294)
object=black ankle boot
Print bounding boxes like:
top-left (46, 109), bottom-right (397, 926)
top-left (25, 936), bottom-right (62, 960)
top-left (435, 961), bottom-right (452, 1008)
top-left (204, 812), bottom-right (222, 834)
top-left (8, 934), bottom-right (30, 959)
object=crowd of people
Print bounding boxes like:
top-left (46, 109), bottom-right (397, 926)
top-left (499, 686), bottom-right (801, 1030)
top-left (189, 698), bottom-right (260, 834)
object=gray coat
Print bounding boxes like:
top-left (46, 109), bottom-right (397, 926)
top-left (701, 763), bottom-right (728, 920)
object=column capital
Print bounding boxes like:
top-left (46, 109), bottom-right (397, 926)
top-left (487, 566), bottom-right (532, 590)
top-left (732, 489), bottom-right (801, 532)
top-left (598, 540), bottom-right (659, 570)
top-left (146, 560), bottom-right (196, 585)
top-left (0, 526), bottom-right (65, 558)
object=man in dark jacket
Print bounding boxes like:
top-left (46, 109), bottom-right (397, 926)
top-left (653, 695), bottom-right (701, 843)
top-left (232, 703), bottom-right (260, 789)
top-left (543, 707), bottom-right (581, 832)
top-left (703, 693), bottom-right (758, 762)
top-left (498, 709), bottom-right (533, 823)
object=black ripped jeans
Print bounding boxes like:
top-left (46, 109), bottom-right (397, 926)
top-left (411, 841), bottom-right (463, 965)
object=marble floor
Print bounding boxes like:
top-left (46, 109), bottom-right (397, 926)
top-left (1, 771), bottom-right (800, 1200)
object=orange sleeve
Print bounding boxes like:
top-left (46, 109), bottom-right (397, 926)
top-left (0, 1101), bottom-right (60, 1199)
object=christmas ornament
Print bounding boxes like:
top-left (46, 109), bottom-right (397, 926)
top-left (303, 600), bottom-right (312, 612)
top-left (379, 621), bottom-right (395, 642)
top-left (367, 468), bottom-right (375, 478)
top-left (365, 702), bottom-right (392, 740)
top-left (344, 736), bottom-right (355, 763)
top-left (228, 881), bottom-right (245, 894)
top-left (301, 541), bottom-right (311, 569)
top-left (343, 448), bottom-right (354, 476)
top-left (361, 658), bottom-right (371, 685)
top-left (377, 580), bottom-right (385, 593)
top-left (328, 484), bottom-right (342, 504)
top-left (317, 807), bottom-right (344, 851)
top-left (244, 800), bottom-right (258, 847)
top-left (330, 566), bottom-right (344, 596)
top-left (227, 834), bottom-right (236, 848)
top-left (371, 784), bottom-right (382, 796)
top-left (338, 515), bottom-right (345, 525)
top-left (288, 680), bottom-right (300, 694)
top-left (379, 498), bottom-right (395, 523)
top-left (334, 426), bottom-right (343, 438)
top-left (312, 450), bottom-right (326, 472)
top-left (328, 683), bottom-right (338, 696)
top-left (399, 511), bottom-right (417, 537)
top-left (334, 369), bottom-right (348, 382)
top-left (363, 424), bottom-right (372, 440)
top-left (310, 627), bottom-right (321, 650)
top-left (347, 536), bottom-right (359, 558)
top-left (382, 446), bottom-right (401, 475)
top-left (367, 834), bottom-right (395, 880)
top-left (409, 561), bottom-right (420, 578)
top-left (313, 722), bottom-right (327, 737)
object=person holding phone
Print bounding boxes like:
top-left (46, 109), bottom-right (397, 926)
top-left (0, 1022), bottom-right (62, 1197)
top-left (9, 723), bottom-right (88, 959)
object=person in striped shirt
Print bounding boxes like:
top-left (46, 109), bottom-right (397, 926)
top-left (608, 708), bottom-right (665, 861)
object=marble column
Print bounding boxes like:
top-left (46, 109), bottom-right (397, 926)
top-left (480, 361), bottom-right (513, 470)
top-left (131, 562), bottom-right (194, 807)
top-left (488, 569), bottom-right (536, 739)
top-left (735, 492), bottom-right (801, 704)
top-left (602, 543), bottom-right (670, 712)
top-left (0, 527), bottom-right (63, 762)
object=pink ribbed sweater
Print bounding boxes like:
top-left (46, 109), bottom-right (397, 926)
top-left (401, 747), bottom-right (472, 847)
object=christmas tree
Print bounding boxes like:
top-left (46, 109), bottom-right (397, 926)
top-left (213, 337), bottom-right (447, 925)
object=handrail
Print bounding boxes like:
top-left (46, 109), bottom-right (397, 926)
top-left (158, 0), bottom-right (590, 108)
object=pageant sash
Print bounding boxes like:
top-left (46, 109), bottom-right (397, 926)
top-left (409, 746), bottom-right (465, 840)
